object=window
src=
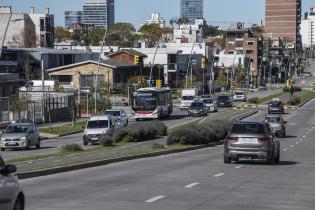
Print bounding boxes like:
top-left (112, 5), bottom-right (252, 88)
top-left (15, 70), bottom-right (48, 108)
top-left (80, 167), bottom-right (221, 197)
top-left (58, 75), bottom-right (72, 85)
top-left (246, 50), bottom-right (254, 54)
top-left (247, 41), bottom-right (254, 45)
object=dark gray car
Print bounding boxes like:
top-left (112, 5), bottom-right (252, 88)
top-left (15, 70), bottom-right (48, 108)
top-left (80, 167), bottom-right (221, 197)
top-left (0, 123), bottom-right (40, 151)
top-left (265, 114), bottom-right (287, 137)
top-left (188, 101), bottom-right (207, 117)
top-left (0, 155), bottom-right (25, 210)
top-left (224, 121), bottom-right (280, 164)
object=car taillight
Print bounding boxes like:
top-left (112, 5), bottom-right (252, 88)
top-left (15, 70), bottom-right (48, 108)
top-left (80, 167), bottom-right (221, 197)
top-left (225, 136), bottom-right (238, 141)
top-left (258, 137), bottom-right (271, 141)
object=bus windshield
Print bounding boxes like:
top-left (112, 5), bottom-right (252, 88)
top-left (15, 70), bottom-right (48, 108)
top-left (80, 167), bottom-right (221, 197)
top-left (133, 94), bottom-right (157, 111)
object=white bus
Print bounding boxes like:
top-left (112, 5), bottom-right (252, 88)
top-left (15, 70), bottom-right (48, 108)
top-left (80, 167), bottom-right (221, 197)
top-left (131, 87), bottom-right (173, 121)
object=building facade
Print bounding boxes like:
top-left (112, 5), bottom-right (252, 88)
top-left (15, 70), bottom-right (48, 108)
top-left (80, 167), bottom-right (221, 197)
top-left (265, 0), bottom-right (302, 51)
top-left (301, 7), bottom-right (315, 48)
top-left (83, 0), bottom-right (115, 28)
top-left (65, 11), bottom-right (83, 28)
top-left (180, 0), bottom-right (203, 23)
top-left (0, 6), bottom-right (54, 48)
top-left (145, 12), bottom-right (165, 28)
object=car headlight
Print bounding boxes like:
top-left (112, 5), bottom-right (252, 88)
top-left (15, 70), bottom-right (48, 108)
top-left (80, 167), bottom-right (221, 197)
top-left (103, 130), bottom-right (108, 134)
top-left (0, 137), bottom-right (5, 141)
top-left (20, 136), bottom-right (26, 140)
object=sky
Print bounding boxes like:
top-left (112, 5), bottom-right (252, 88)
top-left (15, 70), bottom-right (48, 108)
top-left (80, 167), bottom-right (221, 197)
top-left (1, 0), bottom-right (314, 28)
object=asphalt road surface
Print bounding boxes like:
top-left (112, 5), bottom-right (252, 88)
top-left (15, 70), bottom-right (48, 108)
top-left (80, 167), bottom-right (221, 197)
top-left (20, 97), bottom-right (315, 210)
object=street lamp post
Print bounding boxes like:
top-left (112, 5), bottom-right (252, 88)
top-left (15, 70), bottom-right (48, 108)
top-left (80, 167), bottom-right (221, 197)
top-left (149, 42), bottom-right (160, 87)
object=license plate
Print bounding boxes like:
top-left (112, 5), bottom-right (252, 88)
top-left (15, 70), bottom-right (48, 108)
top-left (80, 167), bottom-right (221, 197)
top-left (91, 137), bottom-right (98, 141)
top-left (7, 142), bottom-right (18, 146)
top-left (238, 138), bottom-right (257, 144)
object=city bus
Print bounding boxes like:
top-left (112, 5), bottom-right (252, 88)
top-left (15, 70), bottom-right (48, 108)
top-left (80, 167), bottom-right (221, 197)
top-left (131, 87), bottom-right (173, 121)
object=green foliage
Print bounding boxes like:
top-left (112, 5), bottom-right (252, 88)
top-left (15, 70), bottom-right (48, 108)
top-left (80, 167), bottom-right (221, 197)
top-left (88, 28), bottom-right (106, 46)
top-left (113, 129), bottom-right (130, 142)
top-left (138, 24), bottom-right (163, 47)
top-left (99, 135), bottom-right (114, 146)
top-left (54, 83), bottom-right (64, 92)
top-left (203, 24), bottom-right (224, 37)
top-left (152, 143), bottom-right (165, 149)
top-left (107, 22), bottom-right (137, 47)
top-left (287, 96), bottom-right (301, 105)
top-left (248, 97), bottom-right (259, 104)
top-left (54, 27), bottom-right (72, 42)
top-left (8, 94), bottom-right (31, 113)
top-left (283, 86), bottom-right (302, 92)
top-left (61, 144), bottom-right (84, 152)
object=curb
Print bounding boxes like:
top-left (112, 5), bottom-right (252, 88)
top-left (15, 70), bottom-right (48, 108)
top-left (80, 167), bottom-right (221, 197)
top-left (40, 130), bottom-right (83, 141)
top-left (17, 143), bottom-right (217, 180)
top-left (298, 95), bottom-right (315, 108)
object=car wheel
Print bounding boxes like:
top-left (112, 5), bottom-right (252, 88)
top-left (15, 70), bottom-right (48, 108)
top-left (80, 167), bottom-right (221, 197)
top-left (232, 157), bottom-right (239, 163)
top-left (83, 141), bottom-right (88, 146)
top-left (136, 118), bottom-right (140, 121)
top-left (0, 148), bottom-right (5, 151)
top-left (275, 148), bottom-right (280, 164)
top-left (224, 152), bottom-right (231, 164)
top-left (13, 198), bottom-right (23, 210)
top-left (36, 139), bottom-right (41, 149)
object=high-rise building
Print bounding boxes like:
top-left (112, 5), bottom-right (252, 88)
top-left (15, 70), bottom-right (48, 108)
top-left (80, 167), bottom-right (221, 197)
top-left (83, 0), bottom-right (114, 28)
top-left (65, 11), bottom-right (82, 28)
top-left (300, 7), bottom-right (315, 48)
top-left (265, 0), bottom-right (302, 50)
top-left (180, 0), bottom-right (203, 23)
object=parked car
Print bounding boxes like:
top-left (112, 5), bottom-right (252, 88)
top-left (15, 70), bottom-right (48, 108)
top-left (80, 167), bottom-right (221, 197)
top-left (0, 123), bottom-right (40, 151)
top-left (0, 155), bottom-right (25, 210)
top-left (217, 95), bottom-right (233, 107)
top-left (105, 109), bottom-right (128, 128)
top-left (268, 99), bottom-right (284, 114)
top-left (202, 98), bottom-right (217, 112)
top-left (233, 91), bottom-right (247, 102)
top-left (265, 114), bottom-right (287, 137)
top-left (224, 121), bottom-right (280, 164)
top-left (188, 101), bottom-right (207, 117)
top-left (83, 115), bottom-right (116, 145)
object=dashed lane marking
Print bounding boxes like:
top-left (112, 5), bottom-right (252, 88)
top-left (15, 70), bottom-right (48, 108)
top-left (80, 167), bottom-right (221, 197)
top-left (235, 165), bottom-right (244, 169)
top-left (214, 173), bottom-right (225, 177)
top-left (290, 145), bottom-right (295, 147)
top-left (185, 182), bottom-right (200, 189)
top-left (296, 142), bottom-right (299, 144)
top-left (145, 196), bottom-right (166, 203)
top-left (282, 148), bottom-right (287, 151)
top-left (303, 135), bottom-right (306, 138)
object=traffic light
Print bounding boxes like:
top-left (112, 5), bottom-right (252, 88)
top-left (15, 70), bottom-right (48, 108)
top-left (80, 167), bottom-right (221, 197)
top-left (201, 57), bottom-right (206, 69)
top-left (287, 79), bottom-right (293, 87)
top-left (137, 76), bottom-right (141, 83)
top-left (231, 80), bottom-right (235, 90)
top-left (156, 79), bottom-right (162, 87)
top-left (141, 76), bottom-right (145, 84)
top-left (134, 55), bottom-right (140, 64)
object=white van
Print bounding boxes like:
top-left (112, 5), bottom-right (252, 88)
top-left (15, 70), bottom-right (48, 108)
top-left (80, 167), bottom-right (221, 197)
top-left (19, 80), bottom-right (56, 92)
top-left (82, 115), bottom-right (116, 145)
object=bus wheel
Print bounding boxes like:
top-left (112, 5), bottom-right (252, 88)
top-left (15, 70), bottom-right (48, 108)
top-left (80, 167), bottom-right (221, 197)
top-left (159, 111), bottom-right (163, 120)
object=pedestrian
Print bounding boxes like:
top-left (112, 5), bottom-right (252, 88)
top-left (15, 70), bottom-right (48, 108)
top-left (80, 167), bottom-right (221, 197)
top-left (289, 86), bottom-right (294, 98)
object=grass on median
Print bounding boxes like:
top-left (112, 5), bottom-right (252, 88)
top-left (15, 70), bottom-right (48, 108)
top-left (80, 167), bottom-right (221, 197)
top-left (257, 91), bottom-right (289, 104)
top-left (38, 121), bottom-right (87, 135)
top-left (297, 91), bottom-right (315, 105)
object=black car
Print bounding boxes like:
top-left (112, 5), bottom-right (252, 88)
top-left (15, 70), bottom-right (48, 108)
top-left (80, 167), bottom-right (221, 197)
top-left (217, 95), bottom-right (233, 107)
top-left (188, 101), bottom-right (207, 117)
top-left (268, 101), bottom-right (284, 114)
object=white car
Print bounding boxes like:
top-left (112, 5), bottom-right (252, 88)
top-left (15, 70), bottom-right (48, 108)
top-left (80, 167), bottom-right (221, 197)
top-left (83, 115), bottom-right (116, 145)
top-left (202, 98), bottom-right (218, 112)
top-left (233, 91), bottom-right (247, 102)
top-left (0, 155), bottom-right (25, 210)
top-left (105, 109), bottom-right (128, 128)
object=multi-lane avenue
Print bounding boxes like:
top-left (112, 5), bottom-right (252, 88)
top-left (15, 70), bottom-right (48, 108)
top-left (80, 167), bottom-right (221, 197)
top-left (19, 92), bottom-right (315, 210)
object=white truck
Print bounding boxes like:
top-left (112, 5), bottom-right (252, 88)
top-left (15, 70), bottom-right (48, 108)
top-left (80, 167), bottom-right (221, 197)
top-left (180, 88), bottom-right (198, 110)
top-left (19, 80), bottom-right (56, 92)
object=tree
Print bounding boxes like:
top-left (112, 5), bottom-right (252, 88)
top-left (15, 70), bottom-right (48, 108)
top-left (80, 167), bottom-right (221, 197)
top-left (250, 24), bottom-right (264, 37)
top-left (203, 25), bottom-right (224, 37)
top-left (54, 26), bottom-right (72, 42)
top-left (138, 24), bottom-right (163, 47)
top-left (88, 28), bottom-right (106, 46)
top-left (107, 22), bottom-right (137, 47)
top-left (72, 29), bottom-right (89, 45)
top-left (177, 17), bottom-right (190, 25)
top-left (9, 26), bottom-right (38, 48)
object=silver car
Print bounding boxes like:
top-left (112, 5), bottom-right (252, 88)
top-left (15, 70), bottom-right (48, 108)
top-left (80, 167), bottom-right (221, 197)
top-left (265, 114), bottom-right (287, 138)
top-left (0, 123), bottom-right (40, 151)
top-left (224, 121), bottom-right (280, 164)
top-left (202, 98), bottom-right (218, 112)
top-left (0, 155), bottom-right (25, 210)
top-left (105, 109), bottom-right (128, 128)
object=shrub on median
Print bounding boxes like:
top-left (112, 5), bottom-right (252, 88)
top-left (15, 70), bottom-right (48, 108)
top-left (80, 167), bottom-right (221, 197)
top-left (283, 86), bottom-right (302, 92)
top-left (61, 144), bottom-right (84, 152)
top-left (247, 97), bottom-right (259, 104)
top-left (287, 96), bottom-right (301, 105)
top-left (113, 129), bottom-right (130, 142)
top-left (99, 135), bottom-right (114, 146)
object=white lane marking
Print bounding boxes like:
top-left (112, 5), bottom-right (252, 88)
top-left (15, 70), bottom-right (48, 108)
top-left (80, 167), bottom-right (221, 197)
top-left (300, 138), bottom-right (303, 141)
top-left (303, 135), bottom-right (306, 138)
top-left (145, 195), bottom-right (166, 203)
top-left (185, 182), bottom-right (200, 189)
top-left (289, 123), bottom-right (296, 126)
top-left (282, 148), bottom-right (287, 151)
top-left (28, 161), bottom-right (32, 164)
top-left (235, 165), bottom-right (244, 169)
top-left (214, 173), bottom-right (225, 177)
top-left (309, 129), bottom-right (312, 132)
top-left (306, 132), bottom-right (309, 135)
top-left (296, 142), bottom-right (299, 144)
top-left (290, 145), bottom-right (294, 147)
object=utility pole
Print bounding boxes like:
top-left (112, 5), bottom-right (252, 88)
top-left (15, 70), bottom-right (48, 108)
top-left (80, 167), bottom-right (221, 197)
top-left (41, 59), bottom-right (45, 123)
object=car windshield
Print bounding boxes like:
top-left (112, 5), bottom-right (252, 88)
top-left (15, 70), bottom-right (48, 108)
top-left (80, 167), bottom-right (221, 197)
top-left (182, 96), bottom-right (194, 100)
top-left (218, 96), bottom-right (229, 100)
top-left (235, 92), bottom-right (244, 95)
top-left (203, 99), bottom-right (213, 104)
top-left (87, 120), bottom-right (108, 129)
top-left (191, 102), bottom-right (204, 108)
top-left (5, 125), bottom-right (29, 134)
top-left (106, 110), bottom-right (120, 117)
top-left (270, 102), bottom-right (281, 107)
top-left (265, 117), bottom-right (280, 123)
top-left (231, 123), bottom-right (266, 134)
